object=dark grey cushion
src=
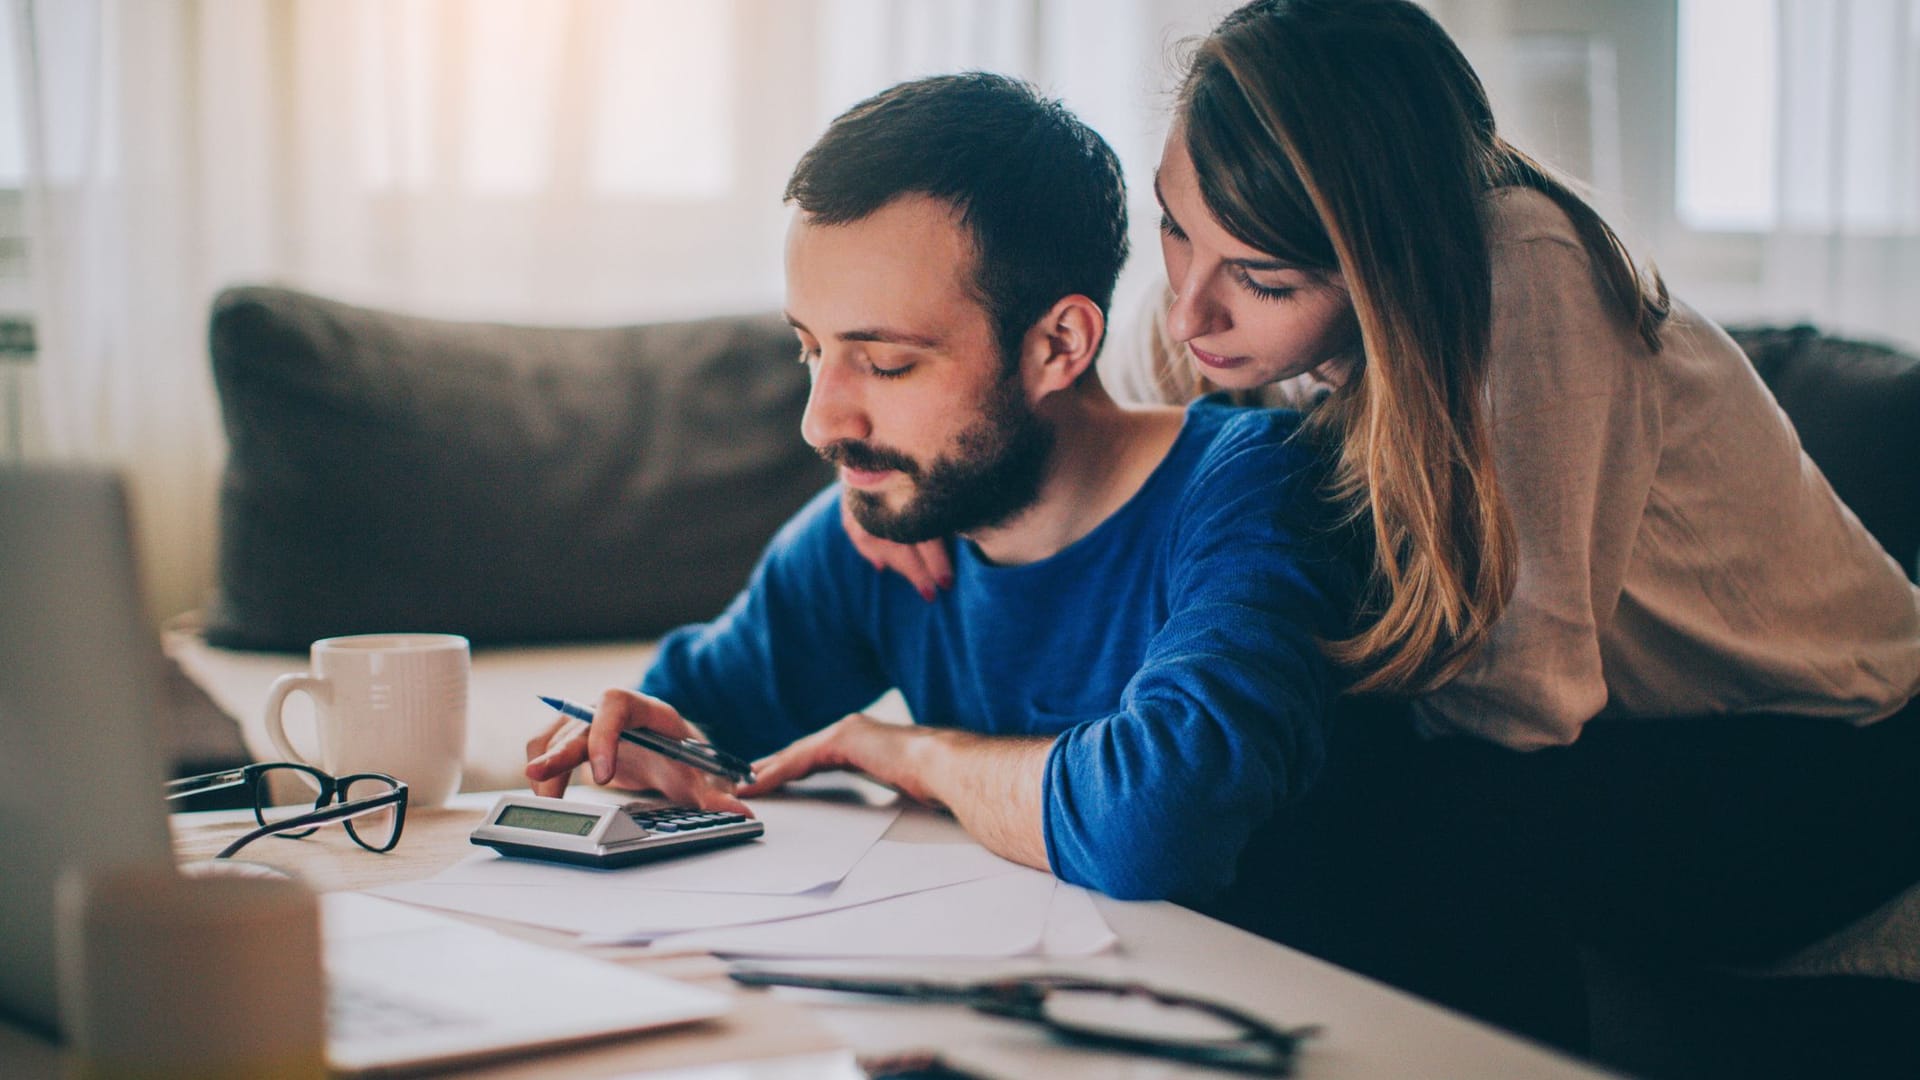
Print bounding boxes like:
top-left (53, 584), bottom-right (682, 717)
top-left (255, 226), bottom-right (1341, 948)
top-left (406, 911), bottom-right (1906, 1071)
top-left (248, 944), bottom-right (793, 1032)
top-left (1730, 324), bottom-right (1920, 581)
top-left (205, 285), bottom-right (831, 650)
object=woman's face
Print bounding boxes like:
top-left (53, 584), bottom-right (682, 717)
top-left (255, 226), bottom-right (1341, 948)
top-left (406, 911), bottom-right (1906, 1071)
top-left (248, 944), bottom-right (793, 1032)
top-left (1155, 129), bottom-right (1358, 391)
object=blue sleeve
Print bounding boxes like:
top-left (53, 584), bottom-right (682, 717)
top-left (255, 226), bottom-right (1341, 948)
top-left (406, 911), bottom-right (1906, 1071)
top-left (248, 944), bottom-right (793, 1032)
top-left (1041, 415), bottom-right (1348, 902)
top-left (639, 484), bottom-right (893, 760)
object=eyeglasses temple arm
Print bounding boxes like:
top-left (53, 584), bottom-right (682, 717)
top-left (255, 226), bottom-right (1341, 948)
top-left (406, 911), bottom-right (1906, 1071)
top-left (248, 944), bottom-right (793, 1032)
top-left (727, 970), bottom-right (981, 1002)
top-left (213, 789), bottom-right (406, 859)
top-left (164, 766), bottom-right (251, 800)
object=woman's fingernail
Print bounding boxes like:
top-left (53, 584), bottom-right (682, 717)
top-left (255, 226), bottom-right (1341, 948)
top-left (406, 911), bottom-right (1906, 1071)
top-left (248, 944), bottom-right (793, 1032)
top-left (919, 585), bottom-right (935, 603)
top-left (591, 752), bottom-right (609, 785)
top-left (939, 575), bottom-right (955, 590)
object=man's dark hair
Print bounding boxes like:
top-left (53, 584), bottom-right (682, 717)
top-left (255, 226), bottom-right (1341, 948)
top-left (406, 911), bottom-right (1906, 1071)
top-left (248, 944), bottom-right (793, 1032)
top-left (784, 72), bottom-right (1129, 368)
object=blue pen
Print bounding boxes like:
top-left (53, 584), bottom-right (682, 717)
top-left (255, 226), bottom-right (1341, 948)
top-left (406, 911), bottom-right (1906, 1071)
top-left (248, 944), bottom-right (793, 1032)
top-left (539, 695), bottom-right (757, 785)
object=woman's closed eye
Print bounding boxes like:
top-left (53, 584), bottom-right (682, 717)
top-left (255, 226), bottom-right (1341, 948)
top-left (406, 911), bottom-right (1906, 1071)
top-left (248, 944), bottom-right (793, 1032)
top-left (1234, 268), bottom-right (1298, 302)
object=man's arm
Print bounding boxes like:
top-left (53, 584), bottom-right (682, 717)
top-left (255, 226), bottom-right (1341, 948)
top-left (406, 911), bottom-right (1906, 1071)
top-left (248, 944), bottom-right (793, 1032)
top-left (743, 719), bottom-right (1052, 869)
top-left (1043, 414), bottom-right (1346, 901)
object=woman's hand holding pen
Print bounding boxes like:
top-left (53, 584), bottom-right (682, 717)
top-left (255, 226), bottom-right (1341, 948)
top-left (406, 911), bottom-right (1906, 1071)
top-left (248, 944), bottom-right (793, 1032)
top-left (523, 688), bottom-right (752, 815)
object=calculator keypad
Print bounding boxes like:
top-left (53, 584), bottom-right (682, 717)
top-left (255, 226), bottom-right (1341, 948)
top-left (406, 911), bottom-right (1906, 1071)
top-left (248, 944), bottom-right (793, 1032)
top-left (624, 804), bottom-right (749, 835)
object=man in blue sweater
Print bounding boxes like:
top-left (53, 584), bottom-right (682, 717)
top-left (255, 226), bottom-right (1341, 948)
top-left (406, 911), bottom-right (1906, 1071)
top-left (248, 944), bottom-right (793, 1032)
top-left (525, 73), bottom-right (1346, 903)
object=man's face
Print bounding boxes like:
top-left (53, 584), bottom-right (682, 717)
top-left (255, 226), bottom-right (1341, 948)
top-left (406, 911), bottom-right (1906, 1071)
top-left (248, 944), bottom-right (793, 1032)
top-left (785, 195), bottom-right (1053, 543)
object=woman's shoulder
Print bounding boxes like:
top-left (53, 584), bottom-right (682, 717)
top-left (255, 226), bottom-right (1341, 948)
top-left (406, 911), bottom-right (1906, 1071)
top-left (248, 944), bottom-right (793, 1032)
top-left (1479, 187), bottom-right (1745, 379)
top-left (1480, 186), bottom-right (1655, 348)
top-left (1480, 185), bottom-right (1585, 251)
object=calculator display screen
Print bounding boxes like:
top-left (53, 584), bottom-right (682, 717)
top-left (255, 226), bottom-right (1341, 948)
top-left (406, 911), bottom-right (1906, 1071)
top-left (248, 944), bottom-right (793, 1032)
top-left (497, 805), bottom-right (599, 836)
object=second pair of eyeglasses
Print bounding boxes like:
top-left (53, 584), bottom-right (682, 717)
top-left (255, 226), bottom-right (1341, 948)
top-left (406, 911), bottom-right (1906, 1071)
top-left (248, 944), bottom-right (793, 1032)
top-left (165, 761), bottom-right (408, 859)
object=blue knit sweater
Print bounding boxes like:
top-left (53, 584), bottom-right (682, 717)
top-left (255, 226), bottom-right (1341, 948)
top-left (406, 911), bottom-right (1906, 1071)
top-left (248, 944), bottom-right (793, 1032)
top-left (641, 401), bottom-right (1348, 902)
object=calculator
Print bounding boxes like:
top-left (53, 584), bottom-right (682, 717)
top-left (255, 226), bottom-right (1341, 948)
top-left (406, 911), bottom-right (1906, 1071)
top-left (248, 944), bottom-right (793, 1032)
top-left (469, 793), bottom-right (765, 869)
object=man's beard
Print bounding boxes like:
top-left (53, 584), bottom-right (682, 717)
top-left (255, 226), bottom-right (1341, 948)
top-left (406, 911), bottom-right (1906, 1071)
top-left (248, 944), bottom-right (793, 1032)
top-left (820, 376), bottom-right (1055, 544)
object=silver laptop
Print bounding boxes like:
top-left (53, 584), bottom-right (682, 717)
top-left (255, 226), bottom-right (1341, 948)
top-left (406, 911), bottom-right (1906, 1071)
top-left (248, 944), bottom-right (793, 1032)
top-left (0, 464), bottom-right (176, 1038)
top-left (0, 464), bottom-right (728, 1072)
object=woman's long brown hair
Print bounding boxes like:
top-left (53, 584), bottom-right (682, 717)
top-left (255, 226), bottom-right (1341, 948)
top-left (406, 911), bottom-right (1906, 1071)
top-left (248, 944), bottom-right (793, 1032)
top-left (1181, 0), bottom-right (1669, 694)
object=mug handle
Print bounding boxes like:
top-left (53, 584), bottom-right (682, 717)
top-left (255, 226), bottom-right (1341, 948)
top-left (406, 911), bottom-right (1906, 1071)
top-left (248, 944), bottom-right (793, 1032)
top-left (264, 673), bottom-right (330, 767)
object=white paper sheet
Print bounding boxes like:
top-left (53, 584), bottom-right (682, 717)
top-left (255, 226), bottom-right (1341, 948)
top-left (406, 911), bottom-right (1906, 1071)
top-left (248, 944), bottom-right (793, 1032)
top-left (324, 889), bottom-right (474, 940)
top-left (368, 840), bottom-right (1022, 940)
top-left (368, 878), bottom-right (700, 935)
top-left (1037, 882), bottom-right (1118, 957)
top-left (584, 841), bottom-right (1024, 942)
top-left (319, 894), bottom-right (731, 1074)
top-left (431, 796), bottom-right (901, 895)
top-left (644, 870), bottom-right (1059, 958)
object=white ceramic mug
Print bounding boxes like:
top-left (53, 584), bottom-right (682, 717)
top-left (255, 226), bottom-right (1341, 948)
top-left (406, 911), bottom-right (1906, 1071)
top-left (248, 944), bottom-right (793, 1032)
top-left (264, 633), bottom-right (468, 808)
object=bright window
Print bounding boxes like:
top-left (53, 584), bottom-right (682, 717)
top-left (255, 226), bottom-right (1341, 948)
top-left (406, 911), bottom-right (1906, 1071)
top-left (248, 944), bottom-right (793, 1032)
top-left (1678, 0), bottom-right (1920, 235)
top-left (353, 0), bottom-right (734, 199)
top-left (0, 10), bottom-right (24, 188)
top-left (1675, 0), bottom-right (1775, 231)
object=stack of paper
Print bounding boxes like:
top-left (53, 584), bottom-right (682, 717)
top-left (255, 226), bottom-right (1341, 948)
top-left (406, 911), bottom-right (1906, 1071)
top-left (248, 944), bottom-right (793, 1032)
top-left (369, 796), bottom-right (1115, 959)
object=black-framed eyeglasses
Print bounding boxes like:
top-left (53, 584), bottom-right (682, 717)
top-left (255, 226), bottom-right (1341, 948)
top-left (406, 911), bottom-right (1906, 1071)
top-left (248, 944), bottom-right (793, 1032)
top-left (165, 762), bottom-right (409, 859)
top-left (729, 970), bottom-right (1320, 1075)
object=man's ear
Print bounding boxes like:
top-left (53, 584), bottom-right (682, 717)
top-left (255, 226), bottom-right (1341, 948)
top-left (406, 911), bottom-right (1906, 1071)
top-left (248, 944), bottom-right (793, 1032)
top-left (1018, 295), bottom-right (1104, 397)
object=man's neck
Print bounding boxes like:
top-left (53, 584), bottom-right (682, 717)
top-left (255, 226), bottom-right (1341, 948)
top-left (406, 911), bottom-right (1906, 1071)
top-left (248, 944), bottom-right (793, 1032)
top-left (963, 384), bottom-right (1187, 567)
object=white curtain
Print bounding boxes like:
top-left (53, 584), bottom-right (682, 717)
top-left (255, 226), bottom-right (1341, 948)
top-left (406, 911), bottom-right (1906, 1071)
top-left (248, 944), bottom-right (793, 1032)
top-left (15, 0), bottom-right (1185, 624)
top-left (1761, 0), bottom-right (1920, 348)
top-left (18, 0), bottom-right (230, 627)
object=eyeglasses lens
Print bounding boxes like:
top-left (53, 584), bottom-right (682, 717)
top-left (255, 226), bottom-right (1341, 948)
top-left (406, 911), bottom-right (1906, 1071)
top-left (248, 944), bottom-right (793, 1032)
top-left (252, 764), bottom-right (332, 838)
top-left (340, 775), bottom-right (402, 852)
top-left (1038, 988), bottom-right (1254, 1047)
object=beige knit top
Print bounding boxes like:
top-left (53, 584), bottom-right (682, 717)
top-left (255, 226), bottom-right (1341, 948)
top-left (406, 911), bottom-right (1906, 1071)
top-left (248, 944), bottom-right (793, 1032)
top-left (1105, 186), bottom-right (1920, 749)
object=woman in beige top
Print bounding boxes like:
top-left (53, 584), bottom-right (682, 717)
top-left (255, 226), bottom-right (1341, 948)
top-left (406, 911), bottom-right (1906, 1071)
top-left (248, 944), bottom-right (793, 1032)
top-left (1124, 186), bottom-right (1920, 745)
top-left (847, 0), bottom-right (1920, 1058)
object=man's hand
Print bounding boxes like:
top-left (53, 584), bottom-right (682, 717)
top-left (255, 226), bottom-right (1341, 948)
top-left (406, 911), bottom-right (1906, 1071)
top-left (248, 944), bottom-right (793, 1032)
top-left (841, 499), bottom-right (953, 602)
top-left (739, 716), bottom-right (1051, 872)
top-left (523, 688), bottom-right (750, 815)
top-left (736, 713), bottom-right (944, 804)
